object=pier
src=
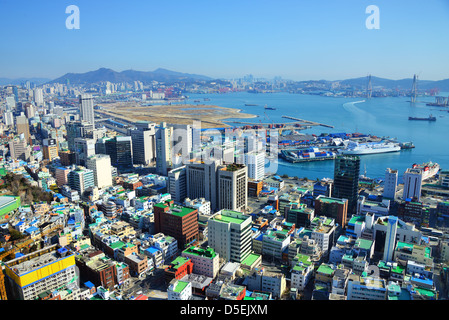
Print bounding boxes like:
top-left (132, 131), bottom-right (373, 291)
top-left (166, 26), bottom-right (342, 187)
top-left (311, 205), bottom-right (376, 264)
top-left (281, 115), bottom-right (334, 128)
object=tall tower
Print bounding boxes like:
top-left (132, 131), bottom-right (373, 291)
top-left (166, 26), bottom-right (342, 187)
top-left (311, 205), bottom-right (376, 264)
top-left (410, 74), bottom-right (418, 103)
top-left (332, 155), bottom-right (360, 217)
top-left (383, 216), bottom-right (398, 262)
top-left (366, 74), bottom-right (372, 99)
top-left (79, 94), bottom-right (95, 125)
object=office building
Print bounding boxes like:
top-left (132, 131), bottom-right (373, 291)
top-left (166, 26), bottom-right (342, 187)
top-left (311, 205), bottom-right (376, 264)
top-left (66, 121), bottom-right (94, 152)
top-left (403, 168), bottom-right (423, 201)
top-left (208, 209), bottom-right (252, 263)
top-left (128, 121), bottom-right (156, 166)
top-left (55, 167), bottom-right (70, 187)
top-left (153, 200), bottom-right (199, 249)
top-left (8, 136), bottom-right (31, 161)
top-left (86, 154), bottom-right (113, 189)
top-left (42, 138), bottom-right (59, 162)
top-left (105, 136), bottom-right (133, 173)
top-left (74, 137), bottom-right (96, 167)
top-left (333, 155), bottom-right (360, 216)
top-left (217, 163), bottom-right (247, 212)
top-left (383, 168), bottom-right (398, 199)
top-left (171, 124), bottom-right (193, 165)
top-left (79, 94), bottom-right (95, 125)
top-left (155, 122), bottom-right (173, 175)
top-left (314, 196), bottom-right (348, 227)
top-left (244, 152), bottom-right (265, 181)
top-left (68, 167), bottom-right (95, 194)
top-left (3, 111), bottom-right (14, 127)
top-left (168, 166), bottom-right (187, 203)
top-left (33, 88), bottom-right (44, 106)
top-left (15, 113), bottom-right (30, 143)
top-left (186, 159), bottom-right (221, 211)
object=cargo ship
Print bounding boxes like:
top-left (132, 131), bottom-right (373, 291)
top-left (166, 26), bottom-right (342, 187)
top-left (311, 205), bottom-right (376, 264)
top-left (280, 147), bottom-right (336, 163)
top-left (339, 141), bottom-right (401, 155)
top-left (408, 115), bottom-right (436, 121)
top-left (411, 162), bottom-right (440, 181)
top-left (264, 105), bottom-right (276, 110)
top-left (245, 103), bottom-right (259, 106)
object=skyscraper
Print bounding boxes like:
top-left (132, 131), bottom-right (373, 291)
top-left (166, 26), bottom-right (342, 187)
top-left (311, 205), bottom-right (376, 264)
top-left (68, 167), bottom-right (95, 194)
top-left (383, 216), bottom-right (398, 262)
top-left (128, 121), bottom-right (156, 166)
top-left (168, 166), bottom-right (187, 203)
top-left (15, 113), bottom-right (30, 143)
top-left (105, 136), bottom-right (133, 173)
top-left (186, 159), bottom-right (221, 211)
top-left (43, 138), bottom-right (59, 162)
top-left (217, 163), bottom-right (247, 212)
top-left (79, 94), bottom-right (95, 125)
top-left (155, 122), bottom-right (172, 175)
top-left (332, 155), bottom-right (360, 216)
top-left (33, 88), bottom-right (44, 106)
top-left (74, 137), bottom-right (96, 167)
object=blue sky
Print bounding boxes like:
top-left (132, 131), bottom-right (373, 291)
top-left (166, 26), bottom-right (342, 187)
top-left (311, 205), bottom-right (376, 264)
top-left (0, 0), bottom-right (448, 80)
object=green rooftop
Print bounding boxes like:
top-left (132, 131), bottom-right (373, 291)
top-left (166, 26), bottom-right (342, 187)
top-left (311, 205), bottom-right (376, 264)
top-left (183, 246), bottom-right (217, 259)
top-left (355, 238), bottom-right (373, 250)
top-left (242, 253), bottom-right (261, 267)
top-left (170, 256), bottom-right (191, 269)
top-left (154, 202), bottom-right (196, 217)
top-left (173, 280), bottom-right (189, 293)
top-left (317, 263), bottom-right (335, 275)
top-left (318, 197), bottom-right (346, 205)
top-left (211, 211), bottom-right (247, 225)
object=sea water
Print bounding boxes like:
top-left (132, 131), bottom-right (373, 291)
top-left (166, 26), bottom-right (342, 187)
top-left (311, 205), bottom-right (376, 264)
top-left (185, 91), bottom-right (449, 181)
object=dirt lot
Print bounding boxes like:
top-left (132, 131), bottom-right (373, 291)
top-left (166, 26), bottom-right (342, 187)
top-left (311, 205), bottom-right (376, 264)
top-left (97, 102), bottom-right (257, 128)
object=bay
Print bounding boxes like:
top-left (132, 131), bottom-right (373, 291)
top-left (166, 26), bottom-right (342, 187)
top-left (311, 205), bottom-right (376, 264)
top-left (184, 92), bottom-right (449, 181)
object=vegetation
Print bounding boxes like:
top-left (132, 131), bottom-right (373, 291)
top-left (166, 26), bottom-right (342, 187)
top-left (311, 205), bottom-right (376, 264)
top-left (0, 172), bottom-right (53, 205)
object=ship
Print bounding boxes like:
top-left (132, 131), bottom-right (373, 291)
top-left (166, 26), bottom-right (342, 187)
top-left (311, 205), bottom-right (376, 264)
top-left (245, 103), bottom-right (259, 106)
top-left (408, 115), bottom-right (436, 121)
top-left (411, 162), bottom-right (440, 181)
top-left (399, 142), bottom-right (415, 149)
top-left (280, 147), bottom-right (336, 163)
top-left (339, 141), bottom-right (401, 155)
top-left (264, 104), bottom-right (276, 110)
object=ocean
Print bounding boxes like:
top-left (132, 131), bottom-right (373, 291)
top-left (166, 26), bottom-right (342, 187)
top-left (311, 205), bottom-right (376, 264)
top-left (184, 91), bottom-right (449, 181)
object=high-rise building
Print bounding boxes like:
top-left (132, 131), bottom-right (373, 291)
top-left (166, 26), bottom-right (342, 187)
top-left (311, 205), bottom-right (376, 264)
top-left (402, 168), bottom-right (423, 201)
top-left (244, 152), bottom-right (265, 181)
top-left (3, 111), bottom-right (14, 127)
top-left (4, 245), bottom-right (79, 300)
top-left (171, 124), bottom-right (193, 166)
top-left (68, 167), bottom-right (95, 194)
top-left (155, 122), bottom-right (173, 175)
top-left (217, 163), bottom-right (247, 212)
top-left (208, 209), bottom-right (252, 263)
top-left (128, 122), bottom-right (156, 166)
top-left (383, 216), bottom-right (398, 262)
top-left (66, 121), bottom-right (94, 152)
top-left (55, 167), bottom-right (70, 186)
top-left (383, 168), bottom-right (398, 199)
top-left (314, 196), bottom-right (348, 227)
top-left (333, 155), bottom-right (360, 216)
top-left (8, 135), bottom-right (31, 161)
top-left (186, 159), bottom-right (221, 211)
top-left (153, 200), bottom-right (199, 249)
top-left (25, 103), bottom-right (36, 119)
top-left (86, 154), bottom-right (113, 189)
top-left (168, 166), bottom-right (187, 203)
top-left (105, 136), bottom-right (133, 173)
top-left (5, 96), bottom-right (16, 110)
top-left (43, 138), bottom-right (59, 161)
top-left (74, 137), bottom-right (96, 167)
top-left (15, 113), bottom-right (30, 143)
top-left (79, 94), bottom-right (95, 125)
top-left (33, 88), bottom-right (44, 106)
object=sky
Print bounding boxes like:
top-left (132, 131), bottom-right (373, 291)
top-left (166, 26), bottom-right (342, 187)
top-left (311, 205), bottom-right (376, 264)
top-left (0, 0), bottom-right (448, 81)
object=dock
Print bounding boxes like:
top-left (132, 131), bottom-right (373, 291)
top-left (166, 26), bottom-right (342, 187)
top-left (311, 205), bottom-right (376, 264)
top-left (281, 115), bottom-right (334, 128)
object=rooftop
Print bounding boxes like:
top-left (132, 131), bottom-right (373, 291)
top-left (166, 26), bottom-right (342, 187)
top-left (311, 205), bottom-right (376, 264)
top-left (183, 246), bottom-right (217, 259)
top-left (173, 280), bottom-right (189, 293)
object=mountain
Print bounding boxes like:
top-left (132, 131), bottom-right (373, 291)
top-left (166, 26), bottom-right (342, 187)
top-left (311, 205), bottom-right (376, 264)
top-left (0, 77), bottom-right (51, 86)
top-left (48, 67), bottom-right (212, 85)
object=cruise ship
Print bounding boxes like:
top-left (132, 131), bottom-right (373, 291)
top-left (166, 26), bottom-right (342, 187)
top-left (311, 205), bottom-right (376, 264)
top-left (339, 141), bottom-right (401, 155)
top-left (411, 162), bottom-right (440, 181)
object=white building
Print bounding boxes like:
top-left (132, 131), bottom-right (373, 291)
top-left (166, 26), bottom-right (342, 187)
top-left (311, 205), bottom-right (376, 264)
top-left (244, 152), bottom-right (265, 181)
top-left (184, 197), bottom-right (211, 215)
top-left (347, 276), bottom-right (387, 300)
top-left (208, 209), bottom-right (252, 263)
top-left (403, 168), bottom-right (423, 201)
top-left (86, 154), bottom-right (113, 189)
top-left (155, 122), bottom-right (173, 175)
top-left (181, 246), bottom-right (220, 278)
top-left (383, 168), bottom-right (398, 199)
top-left (79, 93), bottom-right (95, 125)
top-left (167, 279), bottom-right (192, 300)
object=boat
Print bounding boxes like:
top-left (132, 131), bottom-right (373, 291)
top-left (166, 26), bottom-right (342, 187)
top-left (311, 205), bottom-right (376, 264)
top-left (399, 142), bottom-right (415, 149)
top-left (280, 147), bottom-right (336, 163)
top-left (408, 115), bottom-right (436, 121)
top-left (264, 104), bottom-right (276, 110)
top-left (411, 162), bottom-right (440, 181)
top-left (339, 141), bottom-right (401, 155)
top-left (245, 103), bottom-right (259, 106)
top-left (194, 100), bottom-right (201, 102)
